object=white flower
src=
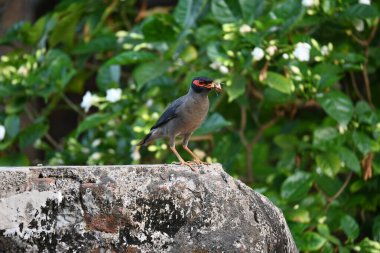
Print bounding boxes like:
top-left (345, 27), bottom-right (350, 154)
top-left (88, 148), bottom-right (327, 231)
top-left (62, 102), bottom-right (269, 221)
top-left (359, 0), bottom-right (371, 5)
top-left (302, 0), bottom-right (319, 7)
top-left (0, 125), bottom-right (5, 141)
top-left (293, 42), bottom-right (311, 62)
top-left (17, 66), bottom-right (29, 76)
top-left (219, 65), bottom-right (229, 74)
top-left (80, 91), bottom-right (99, 112)
top-left (354, 19), bottom-right (365, 32)
top-left (89, 152), bottom-right (102, 161)
top-left (282, 53), bottom-right (289, 59)
top-left (266, 45), bottom-right (277, 56)
top-left (92, 139), bottom-right (101, 147)
top-left (146, 99), bottom-right (153, 107)
top-left (251, 47), bottom-right (265, 61)
top-left (106, 88), bottom-right (122, 103)
top-left (239, 24), bottom-right (252, 34)
top-left (131, 148), bottom-right (141, 161)
top-left (210, 61), bottom-right (221, 70)
top-left (320, 45), bottom-right (329, 56)
top-left (106, 131), bottom-right (115, 137)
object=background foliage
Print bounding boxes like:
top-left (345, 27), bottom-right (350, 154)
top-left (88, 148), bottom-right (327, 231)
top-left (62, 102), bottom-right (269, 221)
top-left (1, 0), bottom-right (380, 251)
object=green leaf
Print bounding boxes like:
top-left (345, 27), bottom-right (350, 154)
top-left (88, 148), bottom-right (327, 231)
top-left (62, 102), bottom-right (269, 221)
top-left (340, 215), bottom-right (359, 241)
top-left (75, 113), bottom-right (115, 137)
top-left (96, 65), bottom-right (121, 91)
top-left (314, 174), bottom-right (342, 197)
top-left (105, 51), bottom-right (157, 66)
top-left (338, 147), bottom-right (361, 174)
top-left (133, 60), bottom-right (170, 90)
top-left (263, 88), bottom-right (293, 105)
top-left (72, 35), bottom-right (117, 55)
top-left (141, 15), bottom-right (177, 42)
top-left (352, 131), bottom-right (372, 155)
top-left (281, 171), bottom-right (312, 201)
top-left (19, 123), bottom-right (48, 149)
top-left (239, 0), bottom-right (264, 22)
top-left (321, 242), bottom-right (334, 253)
top-left (263, 72), bottom-right (294, 94)
top-left (313, 127), bottom-right (338, 147)
top-left (30, 49), bottom-right (76, 95)
top-left (179, 45), bottom-right (198, 62)
top-left (174, 0), bottom-right (208, 28)
top-left (211, 0), bottom-right (264, 23)
top-left (355, 101), bottom-right (377, 125)
top-left (373, 215), bottom-right (380, 242)
top-left (288, 209), bottom-right (310, 223)
top-left (207, 42), bottom-right (229, 63)
top-left (274, 134), bottom-right (298, 150)
top-left (317, 90), bottom-right (353, 126)
top-left (314, 63), bottom-right (343, 89)
top-left (49, 4), bottom-right (82, 47)
top-left (4, 115), bottom-right (20, 138)
top-left (317, 224), bottom-right (331, 237)
top-left (0, 154), bottom-right (29, 166)
top-left (357, 238), bottom-right (380, 253)
top-left (344, 4), bottom-right (379, 19)
top-left (226, 74), bottom-right (246, 102)
top-left (5, 97), bottom-right (26, 114)
top-left (316, 153), bottom-right (341, 177)
top-left (211, 0), bottom-right (240, 24)
top-left (195, 113), bottom-right (231, 135)
top-left (195, 24), bottom-right (222, 45)
top-left (300, 232), bottom-right (327, 251)
top-left (272, 0), bottom-right (303, 34)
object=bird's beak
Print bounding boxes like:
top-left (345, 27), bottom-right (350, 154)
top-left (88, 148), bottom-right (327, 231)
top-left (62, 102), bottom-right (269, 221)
top-left (210, 82), bottom-right (222, 92)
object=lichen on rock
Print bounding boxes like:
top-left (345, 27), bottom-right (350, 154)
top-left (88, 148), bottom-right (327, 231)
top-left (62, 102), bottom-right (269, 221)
top-left (0, 164), bottom-right (298, 252)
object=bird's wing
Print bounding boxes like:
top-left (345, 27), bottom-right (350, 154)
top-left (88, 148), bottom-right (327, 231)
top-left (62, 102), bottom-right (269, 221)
top-left (151, 95), bottom-right (186, 130)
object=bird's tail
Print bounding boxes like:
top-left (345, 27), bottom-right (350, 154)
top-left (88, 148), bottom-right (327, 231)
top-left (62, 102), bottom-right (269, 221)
top-left (137, 132), bottom-right (153, 147)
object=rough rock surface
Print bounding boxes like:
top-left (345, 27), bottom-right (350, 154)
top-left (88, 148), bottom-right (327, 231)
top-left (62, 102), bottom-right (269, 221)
top-left (0, 164), bottom-right (298, 253)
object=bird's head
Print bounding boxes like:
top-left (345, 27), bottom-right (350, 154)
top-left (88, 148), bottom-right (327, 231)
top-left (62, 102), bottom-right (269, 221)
top-left (191, 77), bottom-right (222, 94)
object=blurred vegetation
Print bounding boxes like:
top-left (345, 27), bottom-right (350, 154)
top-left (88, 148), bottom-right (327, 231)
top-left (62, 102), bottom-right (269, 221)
top-left (1, 0), bottom-right (380, 251)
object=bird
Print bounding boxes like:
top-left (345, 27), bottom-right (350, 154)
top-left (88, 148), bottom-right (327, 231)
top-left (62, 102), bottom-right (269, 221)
top-left (137, 77), bottom-right (222, 170)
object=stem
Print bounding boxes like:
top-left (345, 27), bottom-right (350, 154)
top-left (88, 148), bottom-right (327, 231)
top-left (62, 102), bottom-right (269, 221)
top-left (349, 71), bottom-right (364, 100)
top-left (25, 105), bottom-right (62, 150)
top-left (61, 93), bottom-right (85, 117)
top-left (238, 105), bottom-right (254, 183)
top-left (93, 0), bottom-right (119, 34)
top-left (352, 18), bottom-right (379, 107)
top-left (252, 116), bottom-right (279, 146)
top-left (362, 47), bottom-right (373, 107)
top-left (324, 172), bottom-right (353, 212)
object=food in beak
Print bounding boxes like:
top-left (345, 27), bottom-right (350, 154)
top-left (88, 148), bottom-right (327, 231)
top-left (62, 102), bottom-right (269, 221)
top-left (211, 82), bottom-right (222, 92)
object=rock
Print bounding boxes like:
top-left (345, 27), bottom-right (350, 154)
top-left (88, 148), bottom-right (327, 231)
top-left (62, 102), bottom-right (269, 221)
top-left (0, 164), bottom-right (298, 252)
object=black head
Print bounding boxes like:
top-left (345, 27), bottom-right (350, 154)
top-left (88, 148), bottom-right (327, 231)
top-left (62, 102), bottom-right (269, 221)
top-left (191, 76), bottom-right (214, 93)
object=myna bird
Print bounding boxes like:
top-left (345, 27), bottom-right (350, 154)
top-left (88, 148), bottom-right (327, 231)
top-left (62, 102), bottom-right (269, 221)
top-left (137, 77), bottom-right (222, 170)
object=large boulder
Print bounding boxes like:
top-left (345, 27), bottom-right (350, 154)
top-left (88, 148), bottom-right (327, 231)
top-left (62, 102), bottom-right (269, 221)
top-left (0, 164), bottom-right (298, 252)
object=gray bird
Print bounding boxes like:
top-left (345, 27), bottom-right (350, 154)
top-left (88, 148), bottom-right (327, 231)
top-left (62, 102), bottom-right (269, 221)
top-left (137, 77), bottom-right (222, 170)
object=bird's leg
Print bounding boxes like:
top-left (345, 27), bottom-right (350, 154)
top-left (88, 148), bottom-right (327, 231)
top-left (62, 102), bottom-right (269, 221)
top-left (182, 134), bottom-right (209, 165)
top-left (169, 145), bottom-right (197, 172)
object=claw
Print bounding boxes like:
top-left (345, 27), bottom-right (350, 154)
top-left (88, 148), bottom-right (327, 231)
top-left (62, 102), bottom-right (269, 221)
top-left (182, 161), bottom-right (198, 171)
top-left (193, 159), bottom-right (210, 165)
top-left (172, 161), bottom-right (198, 171)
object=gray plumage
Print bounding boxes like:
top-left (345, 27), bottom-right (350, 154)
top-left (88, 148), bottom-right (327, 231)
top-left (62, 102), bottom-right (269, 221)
top-left (137, 76), bottom-right (221, 167)
top-left (138, 86), bottom-right (209, 147)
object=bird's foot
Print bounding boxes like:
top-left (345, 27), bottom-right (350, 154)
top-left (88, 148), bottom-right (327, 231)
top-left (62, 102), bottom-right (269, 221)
top-left (186, 160), bottom-right (200, 165)
top-left (192, 159), bottom-right (210, 165)
top-left (172, 161), bottom-right (198, 171)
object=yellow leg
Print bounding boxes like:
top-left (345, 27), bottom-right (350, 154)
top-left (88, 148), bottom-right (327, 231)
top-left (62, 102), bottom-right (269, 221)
top-left (170, 146), bottom-right (197, 171)
top-left (182, 145), bottom-right (210, 165)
